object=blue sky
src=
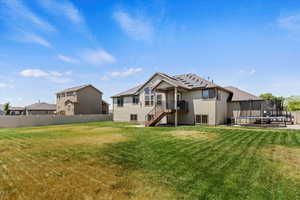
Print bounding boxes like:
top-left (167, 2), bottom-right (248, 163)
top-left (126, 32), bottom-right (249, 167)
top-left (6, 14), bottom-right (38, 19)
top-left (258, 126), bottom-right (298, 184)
top-left (1, 0), bottom-right (300, 106)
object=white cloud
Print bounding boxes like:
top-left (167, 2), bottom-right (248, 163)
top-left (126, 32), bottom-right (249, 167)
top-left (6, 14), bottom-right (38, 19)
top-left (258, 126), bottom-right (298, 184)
top-left (0, 83), bottom-right (9, 88)
top-left (1, 0), bottom-right (56, 32)
top-left (81, 49), bottom-right (116, 66)
top-left (57, 54), bottom-right (79, 63)
top-left (20, 69), bottom-right (49, 78)
top-left (39, 0), bottom-right (84, 25)
top-left (278, 13), bottom-right (300, 31)
top-left (18, 32), bottom-right (52, 48)
top-left (239, 68), bottom-right (256, 76)
top-left (110, 68), bottom-right (143, 77)
top-left (113, 10), bottom-right (153, 41)
top-left (20, 69), bottom-right (72, 83)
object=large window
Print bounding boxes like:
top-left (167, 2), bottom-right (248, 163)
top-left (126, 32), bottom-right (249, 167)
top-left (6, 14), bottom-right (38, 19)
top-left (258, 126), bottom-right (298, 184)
top-left (202, 89), bottom-right (216, 99)
top-left (144, 87), bottom-right (154, 106)
top-left (130, 114), bottom-right (138, 121)
top-left (133, 96), bottom-right (139, 104)
top-left (195, 115), bottom-right (209, 124)
top-left (117, 97), bottom-right (124, 107)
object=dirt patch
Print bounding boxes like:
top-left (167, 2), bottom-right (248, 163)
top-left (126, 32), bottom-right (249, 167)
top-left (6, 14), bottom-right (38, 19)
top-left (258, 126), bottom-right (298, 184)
top-left (20, 127), bottom-right (121, 135)
top-left (166, 130), bottom-right (218, 140)
top-left (62, 134), bottom-right (128, 146)
top-left (261, 145), bottom-right (300, 180)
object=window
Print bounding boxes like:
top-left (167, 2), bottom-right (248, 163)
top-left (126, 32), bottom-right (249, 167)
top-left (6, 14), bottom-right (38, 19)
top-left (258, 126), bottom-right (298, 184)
top-left (67, 92), bottom-right (74, 97)
top-left (144, 87), bottom-right (150, 95)
top-left (130, 114), bottom-right (138, 121)
top-left (157, 94), bottom-right (162, 105)
top-left (195, 115), bottom-right (209, 124)
top-left (117, 98), bottom-right (124, 107)
top-left (67, 105), bottom-right (71, 112)
top-left (57, 94), bottom-right (60, 99)
top-left (61, 93), bottom-right (65, 97)
top-left (133, 96), bottom-right (139, 104)
top-left (202, 89), bottom-right (216, 99)
top-left (147, 114), bottom-right (154, 121)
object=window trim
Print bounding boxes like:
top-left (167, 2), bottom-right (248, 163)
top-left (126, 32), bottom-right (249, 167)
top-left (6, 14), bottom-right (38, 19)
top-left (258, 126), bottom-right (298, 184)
top-left (195, 114), bottom-right (209, 125)
top-left (130, 114), bottom-right (138, 121)
top-left (132, 95), bottom-right (139, 105)
top-left (117, 97), bottom-right (124, 107)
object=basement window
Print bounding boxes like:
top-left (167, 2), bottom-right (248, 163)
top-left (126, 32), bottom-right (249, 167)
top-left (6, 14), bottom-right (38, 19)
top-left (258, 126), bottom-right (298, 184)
top-left (195, 115), bottom-right (209, 124)
top-left (130, 114), bottom-right (138, 121)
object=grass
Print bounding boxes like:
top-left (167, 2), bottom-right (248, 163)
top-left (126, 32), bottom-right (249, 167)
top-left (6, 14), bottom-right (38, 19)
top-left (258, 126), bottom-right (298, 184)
top-left (0, 122), bottom-right (300, 199)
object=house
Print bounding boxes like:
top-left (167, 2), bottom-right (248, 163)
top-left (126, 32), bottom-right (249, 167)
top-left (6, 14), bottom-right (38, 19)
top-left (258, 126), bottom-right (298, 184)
top-left (111, 72), bottom-right (261, 126)
top-left (0, 104), bottom-right (3, 115)
top-left (25, 102), bottom-right (56, 115)
top-left (9, 107), bottom-right (26, 115)
top-left (56, 84), bottom-right (104, 115)
top-left (102, 100), bottom-right (109, 114)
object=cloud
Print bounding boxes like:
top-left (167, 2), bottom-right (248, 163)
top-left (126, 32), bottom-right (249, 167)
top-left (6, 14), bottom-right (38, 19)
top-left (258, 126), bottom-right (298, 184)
top-left (81, 49), bottom-right (116, 66)
top-left (110, 68), bottom-right (143, 77)
top-left (1, 0), bottom-right (56, 32)
top-left (113, 10), bottom-right (153, 41)
top-left (0, 83), bottom-right (10, 88)
top-left (20, 69), bottom-right (49, 77)
top-left (20, 69), bottom-right (72, 83)
top-left (239, 68), bottom-right (256, 76)
top-left (16, 32), bottom-right (52, 48)
top-left (57, 54), bottom-right (79, 63)
top-left (39, 0), bottom-right (84, 25)
top-left (278, 13), bottom-right (300, 31)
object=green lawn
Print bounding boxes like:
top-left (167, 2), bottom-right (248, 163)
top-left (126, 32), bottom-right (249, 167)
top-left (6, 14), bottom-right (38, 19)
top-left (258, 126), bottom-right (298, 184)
top-left (0, 122), bottom-right (300, 200)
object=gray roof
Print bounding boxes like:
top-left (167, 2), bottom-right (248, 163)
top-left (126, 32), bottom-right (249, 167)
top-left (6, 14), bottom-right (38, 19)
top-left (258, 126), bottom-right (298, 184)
top-left (57, 84), bottom-right (102, 94)
top-left (26, 103), bottom-right (56, 111)
top-left (224, 86), bottom-right (262, 101)
top-left (112, 72), bottom-right (230, 97)
top-left (112, 85), bottom-right (142, 98)
top-left (173, 73), bottom-right (221, 89)
top-left (9, 107), bottom-right (25, 111)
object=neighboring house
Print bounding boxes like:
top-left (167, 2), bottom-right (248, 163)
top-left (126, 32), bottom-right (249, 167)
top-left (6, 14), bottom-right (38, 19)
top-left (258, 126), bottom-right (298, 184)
top-left (25, 102), bottom-right (56, 115)
top-left (102, 100), bottom-right (109, 114)
top-left (9, 107), bottom-right (26, 115)
top-left (112, 72), bottom-right (262, 126)
top-left (0, 104), bottom-right (3, 115)
top-left (56, 84), bottom-right (103, 115)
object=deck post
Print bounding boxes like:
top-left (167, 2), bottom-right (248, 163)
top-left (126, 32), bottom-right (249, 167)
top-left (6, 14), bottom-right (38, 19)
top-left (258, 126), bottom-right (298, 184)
top-left (174, 87), bottom-right (178, 127)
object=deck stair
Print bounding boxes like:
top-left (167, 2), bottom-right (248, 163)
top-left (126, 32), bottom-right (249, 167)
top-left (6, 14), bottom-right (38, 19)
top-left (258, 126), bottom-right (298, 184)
top-left (145, 109), bottom-right (175, 127)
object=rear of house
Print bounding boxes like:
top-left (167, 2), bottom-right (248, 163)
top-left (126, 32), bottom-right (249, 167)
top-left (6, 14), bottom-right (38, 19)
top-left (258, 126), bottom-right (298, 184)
top-left (56, 85), bottom-right (103, 115)
top-left (112, 73), bottom-right (235, 126)
top-left (26, 102), bottom-right (56, 115)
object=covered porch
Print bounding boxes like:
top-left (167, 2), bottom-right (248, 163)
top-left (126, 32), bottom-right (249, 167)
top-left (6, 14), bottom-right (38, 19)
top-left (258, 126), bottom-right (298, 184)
top-left (145, 79), bottom-right (189, 127)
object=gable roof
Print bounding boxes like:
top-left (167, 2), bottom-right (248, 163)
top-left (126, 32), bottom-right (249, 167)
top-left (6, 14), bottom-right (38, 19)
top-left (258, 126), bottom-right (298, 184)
top-left (112, 72), bottom-right (231, 98)
top-left (57, 84), bottom-right (102, 94)
top-left (26, 103), bottom-right (56, 111)
top-left (111, 85), bottom-right (142, 98)
top-left (224, 86), bottom-right (262, 101)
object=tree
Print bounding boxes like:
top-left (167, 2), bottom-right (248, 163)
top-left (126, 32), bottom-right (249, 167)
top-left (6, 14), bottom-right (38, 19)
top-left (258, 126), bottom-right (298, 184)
top-left (287, 101), bottom-right (300, 111)
top-left (259, 93), bottom-right (276, 100)
top-left (3, 102), bottom-right (10, 115)
top-left (259, 93), bottom-right (284, 101)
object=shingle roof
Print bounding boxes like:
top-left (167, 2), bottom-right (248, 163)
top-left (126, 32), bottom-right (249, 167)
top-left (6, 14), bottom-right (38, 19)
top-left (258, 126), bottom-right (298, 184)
top-left (57, 84), bottom-right (102, 94)
top-left (9, 107), bottom-right (25, 111)
top-left (111, 85), bottom-right (142, 98)
top-left (173, 73), bottom-right (221, 89)
top-left (112, 72), bottom-right (230, 97)
top-left (224, 86), bottom-right (262, 101)
top-left (26, 103), bottom-right (56, 111)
